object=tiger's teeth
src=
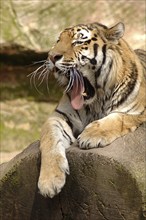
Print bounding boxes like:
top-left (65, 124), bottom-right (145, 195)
top-left (82, 92), bottom-right (87, 97)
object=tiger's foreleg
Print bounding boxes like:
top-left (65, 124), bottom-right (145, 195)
top-left (78, 111), bottom-right (146, 149)
top-left (38, 116), bottom-right (75, 198)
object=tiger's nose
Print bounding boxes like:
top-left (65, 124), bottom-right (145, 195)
top-left (49, 54), bottom-right (63, 63)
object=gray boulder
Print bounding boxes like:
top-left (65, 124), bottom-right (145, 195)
top-left (0, 123), bottom-right (146, 220)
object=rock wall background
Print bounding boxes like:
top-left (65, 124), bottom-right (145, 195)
top-left (1, 0), bottom-right (145, 50)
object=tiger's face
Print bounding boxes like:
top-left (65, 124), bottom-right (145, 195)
top-left (47, 22), bottom-right (124, 109)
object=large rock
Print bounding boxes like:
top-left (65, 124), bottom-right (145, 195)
top-left (1, 1), bottom-right (145, 50)
top-left (0, 124), bottom-right (146, 220)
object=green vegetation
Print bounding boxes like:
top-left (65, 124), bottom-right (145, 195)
top-left (0, 99), bottom-right (57, 152)
top-left (0, 78), bottom-right (62, 102)
top-left (0, 67), bottom-right (60, 153)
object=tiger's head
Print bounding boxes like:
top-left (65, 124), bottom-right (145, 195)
top-left (46, 22), bottom-right (125, 109)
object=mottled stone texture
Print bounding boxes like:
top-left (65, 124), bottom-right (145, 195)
top-left (0, 123), bottom-right (146, 220)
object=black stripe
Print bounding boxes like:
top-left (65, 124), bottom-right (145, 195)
top-left (112, 62), bottom-right (138, 108)
top-left (95, 44), bottom-right (107, 79)
top-left (55, 122), bottom-right (73, 145)
top-left (140, 107), bottom-right (146, 115)
top-left (85, 39), bottom-right (91, 44)
top-left (95, 67), bottom-right (102, 78)
top-left (63, 129), bottom-right (73, 144)
top-left (81, 27), bottom-right (90, 32)
top-left (92, 37), bottom-right (97, 41)
top-left (75, 110), bottom-right (82, 121)
top-left (101, 44), bottom-right (107, 66)
top-left (82, 36), bottom-right (88, 39)
top-left (99, 34), bottom-right (107, 43)
top-left (56, 140), bottom-right (62, 145)
top-left (93, 43), bottom-right (98, 57)
top-left (103, 60), bottom-right (113, 88)
top-left (126, 103), bottom-right (138, 113)
top-left (112, 81), bottom-right (125, 97)
top-left (55, 109), bottom-right (73, 130)
top-left (85, 106), bottom-right (90, 115)
top-left (90, 43), bottom-right (98, 65)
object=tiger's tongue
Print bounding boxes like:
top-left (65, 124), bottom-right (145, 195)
top-left (71, 82), bottom-right (84, 110)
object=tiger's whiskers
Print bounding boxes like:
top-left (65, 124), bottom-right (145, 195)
top-left (27, 61), bottom-right (50, 94)
top-left (28, 63), bottom-right (84, 96)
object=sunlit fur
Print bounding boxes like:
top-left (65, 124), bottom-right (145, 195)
top-left (37, 22), bottom-right (146, 198)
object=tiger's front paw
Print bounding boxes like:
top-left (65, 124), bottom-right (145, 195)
top-left (77, 121), bottom-right (115, 149)
top-left (38, 155), bottom-right (69, 198)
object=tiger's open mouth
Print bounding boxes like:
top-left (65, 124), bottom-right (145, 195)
top-left (28, 63), bottom-right (95, 110)
top-left (64, 68), bottom-right (95, 110)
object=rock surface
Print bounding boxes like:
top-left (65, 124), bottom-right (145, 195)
top-left (0, 124), bottom-right (146, 220)
top-left (1, 1), bottom-right (145, 50)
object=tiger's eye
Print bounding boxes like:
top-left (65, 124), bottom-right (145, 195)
top-left (77, 33), bottom-right (83, 39)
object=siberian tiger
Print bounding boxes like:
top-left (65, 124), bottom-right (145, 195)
top-left (36, 22), bottom-right (146, 198)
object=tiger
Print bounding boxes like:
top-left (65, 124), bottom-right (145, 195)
top-left (37, 22), bottom-right (146, 198)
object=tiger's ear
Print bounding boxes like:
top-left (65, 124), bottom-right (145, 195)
top-left (106, 22), bottom-right (125, 42)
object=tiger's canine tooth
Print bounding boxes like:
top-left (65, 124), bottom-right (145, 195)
top-left (82, 92), bottom-right (87, 97)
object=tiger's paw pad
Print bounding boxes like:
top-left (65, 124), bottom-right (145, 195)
top-left (77, 127), bottom-right (108, 149)
top-left (38, 157), bottom-right (69, 198)
top-left (38, 173), bottom-right (66, 198)
top-left (77, 135), bottom-right (102, 149)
